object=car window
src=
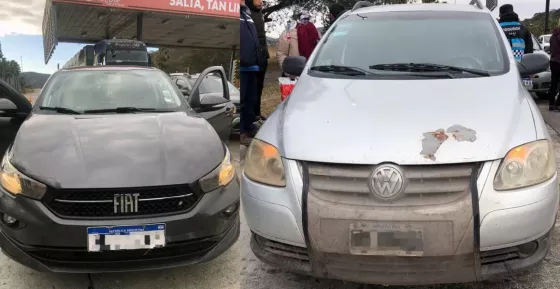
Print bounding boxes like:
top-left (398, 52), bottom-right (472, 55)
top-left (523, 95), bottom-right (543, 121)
top-left (38, 69), bottom-right (184, 113)
top-left (533, 35), bottom-right (542, 51)
top-left (313, 11), bottom-right (508, 77)
top-left (543, 35), bottom-right (551, 44)
top-left (176, 79), bottom-right (189, 90)
top-left (188, 76), bottom-right (227, 94)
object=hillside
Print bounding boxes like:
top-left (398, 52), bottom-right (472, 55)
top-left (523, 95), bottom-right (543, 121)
top-left (522, 9), bottom-right (560, 36)
top-left (21, 72), bottom-right (50, 89)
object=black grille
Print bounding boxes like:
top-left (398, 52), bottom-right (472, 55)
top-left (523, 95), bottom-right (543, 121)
top-left (44, 185), bottom-right (200, 219)
top-left (28, 239), bottom-right (217, 263)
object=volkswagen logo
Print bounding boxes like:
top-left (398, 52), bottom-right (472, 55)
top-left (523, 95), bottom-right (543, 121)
top-left (369, 165), bottom-right (405, 200)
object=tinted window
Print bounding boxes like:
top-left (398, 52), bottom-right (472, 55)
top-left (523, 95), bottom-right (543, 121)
top-left (38, 70), bottom-right (184, 113)
top-left (313, 11), bottom-right (508, 77)
top-left (105, 50), bottom-right (148, 64)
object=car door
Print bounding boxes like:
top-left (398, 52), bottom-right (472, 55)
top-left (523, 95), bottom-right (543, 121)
top-left (187, 67), bottom-right (233, 143)
top-left (0, 79), bottom-right (32, 158)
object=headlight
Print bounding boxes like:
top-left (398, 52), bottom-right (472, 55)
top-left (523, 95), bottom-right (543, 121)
top-left (494, 140), bottom-right (556, 191)
top-left (244, 139), bottom-right (286, 187)
top-left (199, 147), bottom-right (235, 192)
top-left (0, 153), bottom-right (47, 199)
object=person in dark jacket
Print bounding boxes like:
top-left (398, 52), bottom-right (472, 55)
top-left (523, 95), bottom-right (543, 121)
top-left (547, 20), bottom-right (560, 111)
top-left (245, 0), bottom-right (268, 122)
top-left (498, 4), bottom-right (533, 62)
top-left (329, 3), bottom-right (346, 23)
top-left (240, 0), bottom-right (263, 146)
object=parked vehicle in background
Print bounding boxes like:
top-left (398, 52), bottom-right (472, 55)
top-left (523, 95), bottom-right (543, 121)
top-left (0, 66), bottom-right (239, 273)
top-left (539, 34), bottom-right (551, 54)
top-left (242, 1), bottom-right (556, 286)
top-left (63, 39), bottom-right (152, 69)
top-left (529, 34), bottom-right (552, 98)
top-left (170, 73), bottom-right (238, 136)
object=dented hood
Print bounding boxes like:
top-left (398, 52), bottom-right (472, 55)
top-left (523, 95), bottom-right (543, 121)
top-left (276, 72), bottom-right (536, 165)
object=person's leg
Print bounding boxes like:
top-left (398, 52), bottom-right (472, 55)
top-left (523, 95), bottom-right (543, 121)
top-left (255, 62), bottom-right (267, 120)
top-left (240, 71), bottom-right (258, 145)
top-left (549, 62), bottom-right (560, 109)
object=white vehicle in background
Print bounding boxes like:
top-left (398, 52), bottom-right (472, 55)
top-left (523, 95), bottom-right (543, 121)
top-left (539, 34), bottom-right (551, 54)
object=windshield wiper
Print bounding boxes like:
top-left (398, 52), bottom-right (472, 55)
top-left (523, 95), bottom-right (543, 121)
top-left (39, 106), bottom-right (82, 115)
top-left (369, 63), bottom-right (491, 77)
top-left (84, 107), bottom-right (172, 114)
top-left (310, 65), bottom-right (374, 76)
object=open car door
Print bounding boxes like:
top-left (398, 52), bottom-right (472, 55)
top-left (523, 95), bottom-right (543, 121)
top-left (0, 79), bottom-right (32, 158)
top-left (184, 67), bottom-right (234, 144)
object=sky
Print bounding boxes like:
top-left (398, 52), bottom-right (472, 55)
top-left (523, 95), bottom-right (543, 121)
top-left (0, 0), bottom-right (558, 74)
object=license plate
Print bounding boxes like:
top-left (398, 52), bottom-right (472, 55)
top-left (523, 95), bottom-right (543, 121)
top-left (349, 222), bottom-right (424, 256)
top-left (87, 224), bottom-right (165, 252)
top-left (522, 78), bottom-right (533, 88)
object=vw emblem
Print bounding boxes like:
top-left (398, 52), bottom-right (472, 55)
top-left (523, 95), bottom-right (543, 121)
top-left (369, 165), bottom-right (405, 200)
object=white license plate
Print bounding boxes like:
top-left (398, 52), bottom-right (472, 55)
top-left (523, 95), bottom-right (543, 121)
top-left (522, 78), bottom-right (533, 88)
top-left (349, 223), bottom-right (424, 256)
top-left (87, 224), bottom-right (165, 252)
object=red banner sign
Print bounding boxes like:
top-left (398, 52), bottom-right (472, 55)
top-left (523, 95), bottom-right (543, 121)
top-left (53, 0), bottom-right (240, 19)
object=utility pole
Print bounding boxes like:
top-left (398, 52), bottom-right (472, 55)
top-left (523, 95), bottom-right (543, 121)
top-left (20, 56), bottom-right (23, 72)
top-left (545, 0), bottom-right (551, 34)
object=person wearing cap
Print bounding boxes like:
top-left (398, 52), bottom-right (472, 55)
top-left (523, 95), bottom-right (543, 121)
top-left (498, 4), bottom-right (533, 62)
top-left (547, 19), bottom-right (560, 111)
top-left (245, 0), bottom-right (269, 123)
top-left (328, 3), bottom-right (346, 23)
top-left (296, 14), bottom-right (321, 61)
top-left (240, 0), bottom-right (263, 145)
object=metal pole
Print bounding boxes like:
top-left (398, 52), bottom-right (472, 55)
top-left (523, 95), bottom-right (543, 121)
top-left (20, 56), bottom-right (23, 72)
top-left (228, 45), bottom-right (236, 82)
top-left (545, 0), bottom-right (551, 34)
top-left (137, 13), bottom-right (144, 41)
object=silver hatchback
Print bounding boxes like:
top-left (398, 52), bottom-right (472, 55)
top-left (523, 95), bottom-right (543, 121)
top-left (241, 1), bottom-right (556, 286)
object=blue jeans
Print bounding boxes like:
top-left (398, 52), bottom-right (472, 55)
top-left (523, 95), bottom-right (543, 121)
top-left (240, 71), bottom-right (258, 134)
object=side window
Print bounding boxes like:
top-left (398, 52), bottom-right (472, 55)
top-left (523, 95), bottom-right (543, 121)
top-left (177, 79), bottom-right (189, 91)
top-left (533, 35), bottom-right (542, 51)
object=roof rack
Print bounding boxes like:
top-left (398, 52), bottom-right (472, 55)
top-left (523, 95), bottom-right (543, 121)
top-left (351, 1), bottom-right (374, 12)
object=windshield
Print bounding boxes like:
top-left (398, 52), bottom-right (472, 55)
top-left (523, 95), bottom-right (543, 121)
top-left (105, 50), bottom-right (148, 64)
top-left (188, 76), bottom-right (238, 94)
top-left (312, 11), bottom-right (508, 78)
top-left (37, 69), bottom-right (184, 113)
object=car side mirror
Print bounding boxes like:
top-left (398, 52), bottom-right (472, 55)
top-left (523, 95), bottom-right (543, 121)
top-left (0, 99), bottom-right (18, 113)
top-left (199, 94), bottom-right (229, 112)
top-left (517, 53), bottom-right (550, 78)
top-left (188, 66), bottom-right (230, 109)
top-left (180, 89), bottom-right (190, 96)
top-left (282, 56), bottom-right (306, 77)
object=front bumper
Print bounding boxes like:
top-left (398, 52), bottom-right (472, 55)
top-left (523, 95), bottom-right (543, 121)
top-left (0, 180), bottom-right (240, 273)
top-left (241, 159), bottom-right (559, 285)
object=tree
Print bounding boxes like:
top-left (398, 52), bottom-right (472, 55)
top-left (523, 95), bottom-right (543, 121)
top-left (263, 0), bottom-right (440, 31)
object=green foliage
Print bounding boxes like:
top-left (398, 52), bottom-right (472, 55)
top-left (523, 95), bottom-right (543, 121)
top-left (522, 9), bottom-right (560, 36)
top-left (0, 41), bottom-right (22, 79)
top-left (150, 48), bottom-right (237, 77)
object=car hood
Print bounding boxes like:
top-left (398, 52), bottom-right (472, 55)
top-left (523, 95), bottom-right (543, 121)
top-left (272, 72), bottom-right (536, 165)
top-left (10, 112), bottom-right (224, 188)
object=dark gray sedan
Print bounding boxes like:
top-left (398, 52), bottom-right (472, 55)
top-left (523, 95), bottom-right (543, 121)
top-left (0, 66), bottom-right (239, 273)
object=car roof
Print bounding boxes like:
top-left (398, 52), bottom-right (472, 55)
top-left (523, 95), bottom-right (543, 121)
top-left (349, 3), bottom-right (489, 15)
top-left (59, 66), bottom-right (156, 72)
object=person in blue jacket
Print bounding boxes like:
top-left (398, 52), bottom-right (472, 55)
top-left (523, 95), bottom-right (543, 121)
top-left (498, 4), bottom-right (533, 62)
top-left (240, 0), bottom-right (264, 146)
